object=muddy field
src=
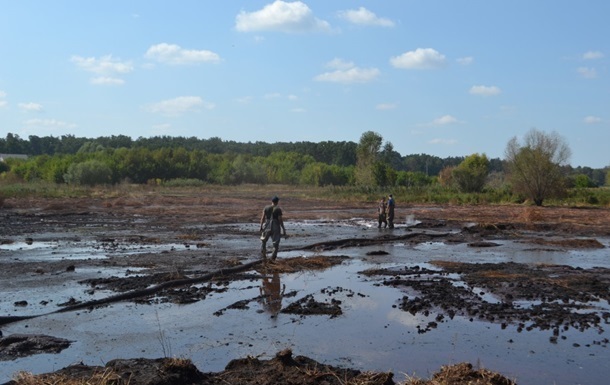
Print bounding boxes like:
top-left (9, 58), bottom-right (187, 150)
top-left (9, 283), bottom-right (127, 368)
top-left (0, 190), bottom-right (609, 384)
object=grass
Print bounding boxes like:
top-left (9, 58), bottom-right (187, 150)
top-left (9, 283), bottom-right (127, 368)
top-left (1, 180), bottom-right (609, 208)
top-left (12, 368), bottom-right (123, 385)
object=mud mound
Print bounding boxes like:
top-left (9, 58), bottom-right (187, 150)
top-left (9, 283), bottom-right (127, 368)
top-left (364, 262), bottom-right (610, 337)
top-left (5, 350), bottom-right (516, 385)
top-left (0, 334), bottom-right (71, 361)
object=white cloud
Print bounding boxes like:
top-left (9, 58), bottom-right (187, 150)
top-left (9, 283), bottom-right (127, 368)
top-left (91, 77), bottom-right (125, 85)
top-left (432, 115), bottom-right (458, 125)
top-left (71, 54), bottom-right (133, 85)
top-left (71, 55), bottom-right (133, 75)
top-left (314, 67), bottom-right (380, 84)
top-left (146, 96), bottom-right (215, 116)
top-left (583, 116), bottom-right (602, 124)
top-left (469, 85), bottom-right (502, 96)
top-left (583, 51), bottom-right (604, 60)
top-left (315, 59), bottom-right (380, 84)
top-left (145, 43), bottom-right (221, 65)
top-left (24, 118), bottom-right (76, 129)
top-left (376, 103), bottom-right (397, 110)
top-left (291, 107), bottom-right (306, 113)
top-left (338, 7), bottom-right (394, 27)
top-left (429, 138), bottom-right (458, 145)
top-left (390, 48), bottom-right (447, 70)
top-left (457, 56), bottom-right (474, 66)
top-left (577, 67), bottom-right (597, 79)
top-left (18, 102), bottom-right (43, 112)
top-left (235, 0), bottom-right (332, 33)
top-left (326, 58), bottom-right (355, 70)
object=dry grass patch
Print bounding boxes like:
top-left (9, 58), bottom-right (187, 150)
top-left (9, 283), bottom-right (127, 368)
top-left (403, 362), bottom-right (515, 385)
top-left (12, 368), bottom-right (124, 385)
top-left (161, 357), bottom-right (196, 370)
top-left (522, 206), bottom-right (544, 223)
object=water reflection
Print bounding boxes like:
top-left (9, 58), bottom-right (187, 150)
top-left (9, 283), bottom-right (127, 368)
top-left (259, 268), bottom-right (285, 317)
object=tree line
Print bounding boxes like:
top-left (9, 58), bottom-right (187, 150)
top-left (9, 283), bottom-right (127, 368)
top-left (1, 132), bottom-right (478, 175)
top-left (1, 130), bottom-right (609, 206)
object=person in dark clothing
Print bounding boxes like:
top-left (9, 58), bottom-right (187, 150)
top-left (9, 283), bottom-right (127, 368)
top-left (387, 194), bottom-right (395, 229)
top-left (259, 196), bottom-right (287, 260)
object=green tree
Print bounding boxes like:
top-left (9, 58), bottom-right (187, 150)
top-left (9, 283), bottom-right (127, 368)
top-left (64, 160), bottom-right (112, 186)
top-left (452, 153), bottom-right (490, 193)
top-left (572, 174), bottom-right (595, 188)
top-left (505, 129), bottom-right (571, 206)
top-left (396, 171), bottom-right (435, 188)
top-left (355, 131), bottom-right (396, 186)
top-left (355, 131), bottom-right (382, 185)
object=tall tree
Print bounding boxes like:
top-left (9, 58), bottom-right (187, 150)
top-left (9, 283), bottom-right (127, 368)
top-left (355, 131), bottom-right (383, 186)
top-left (505, 129), bottom-right (571, 206)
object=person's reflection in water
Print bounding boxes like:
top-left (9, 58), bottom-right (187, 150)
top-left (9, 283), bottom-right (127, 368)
top-left (260, 270), bottom-right (285, 318)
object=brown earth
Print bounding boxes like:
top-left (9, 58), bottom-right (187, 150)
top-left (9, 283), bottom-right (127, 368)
top-left (1, 188), bottom-right (609, 384)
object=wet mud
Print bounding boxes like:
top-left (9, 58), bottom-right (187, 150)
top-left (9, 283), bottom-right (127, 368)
top-left (1, 193), bottom-right (609, 384)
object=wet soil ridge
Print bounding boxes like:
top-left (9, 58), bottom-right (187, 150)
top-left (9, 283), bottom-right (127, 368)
top-left (0, 260), bottom-right (263, 327)
top-left (297, 231), bottom-right (453, 252)
top-left (363, 262), bottom-right (610, 341)
top-left (0, 334), bottom-right (71, 361)
top-left (3, 349), bottom-right (516, 385)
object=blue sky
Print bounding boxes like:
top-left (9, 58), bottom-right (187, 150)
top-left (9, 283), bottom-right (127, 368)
top-left (0, 1), bottom-right (608, 168)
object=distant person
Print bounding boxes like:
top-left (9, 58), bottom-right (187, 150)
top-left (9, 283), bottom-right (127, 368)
top-left (259, 195), bottom-right (287, 260)
top-left (377, 196), bottom-right (387, 228)
top-left (387, 194), bottom-right (395, 229)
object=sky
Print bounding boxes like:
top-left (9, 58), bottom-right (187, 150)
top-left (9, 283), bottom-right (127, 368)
top-left (0, 1), bottom-right (609, 168)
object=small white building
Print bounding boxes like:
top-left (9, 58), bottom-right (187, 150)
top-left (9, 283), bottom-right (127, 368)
top-left (0, 154), bottom-right (28, 162)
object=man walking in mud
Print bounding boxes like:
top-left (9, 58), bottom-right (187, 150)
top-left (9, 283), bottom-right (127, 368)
top-left (387, 194), bottom-right (395, 229)
top-left (259, 196), bottom-right (287, 260)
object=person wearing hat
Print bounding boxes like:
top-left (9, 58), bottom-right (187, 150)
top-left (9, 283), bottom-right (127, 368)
top-left (259, 195), bottom-right (287, 260)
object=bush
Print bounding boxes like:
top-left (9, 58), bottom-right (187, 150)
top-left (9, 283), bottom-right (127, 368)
top-left (64, 160), bottom-right (112, 186)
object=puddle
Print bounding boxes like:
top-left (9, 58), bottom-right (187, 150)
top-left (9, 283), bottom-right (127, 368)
top-left (0, 240), bottom-right (191, 262)
top-left (2, 256), bottom-right (609, 385)
top-left (0, 267), bottom-right (147, 317)
top-left (1, 222), bottom-right (609, 385)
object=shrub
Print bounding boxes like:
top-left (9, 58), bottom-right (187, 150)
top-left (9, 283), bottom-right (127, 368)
top-left (64, 160), bottom-right (112, 186)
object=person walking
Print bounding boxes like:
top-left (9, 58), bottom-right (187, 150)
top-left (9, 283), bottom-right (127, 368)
top-left (387, 194), bottom-right (395, 229)
top-left (259, 195), bottom-right (287, 260)
top-left (377, 196), bottom-right (387, 228)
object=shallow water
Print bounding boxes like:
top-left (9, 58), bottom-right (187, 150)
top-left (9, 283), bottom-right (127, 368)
top-left (1, 220), bottom-right (609, 385)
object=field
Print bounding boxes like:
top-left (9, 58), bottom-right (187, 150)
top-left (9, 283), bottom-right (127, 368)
top-left (1, 185), bottom-right (609, 385)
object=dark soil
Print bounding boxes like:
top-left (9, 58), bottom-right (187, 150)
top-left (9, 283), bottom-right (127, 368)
top-left (5, 349), bottom-right (516, 385)
top-left (1, 190), bottom-right (609, 384)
